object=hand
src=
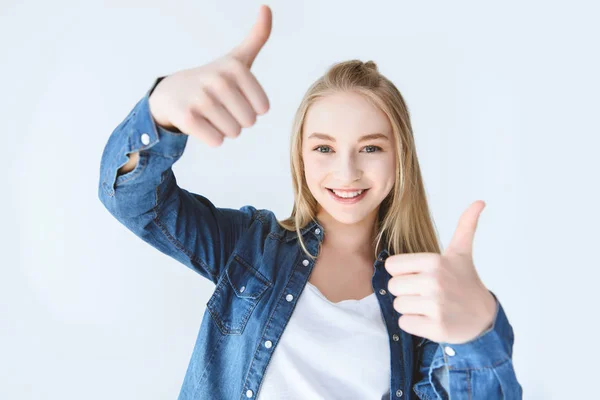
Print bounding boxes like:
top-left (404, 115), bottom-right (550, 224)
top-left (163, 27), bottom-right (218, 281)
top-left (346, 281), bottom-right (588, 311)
top-left (148, 5), bottom-right (272, 147)
top-left (384, 200), bottom-right (498, 344)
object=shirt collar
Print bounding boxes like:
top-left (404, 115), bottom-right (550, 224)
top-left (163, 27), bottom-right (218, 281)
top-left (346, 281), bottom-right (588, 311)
top-left (283, 219), bottom-right (321, 243)
top-left (282, 219), bottom-right (391, 262)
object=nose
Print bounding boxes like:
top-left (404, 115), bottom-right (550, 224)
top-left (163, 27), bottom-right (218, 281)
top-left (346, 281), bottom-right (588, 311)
top-left (332, 152), bottom-right (362, 183)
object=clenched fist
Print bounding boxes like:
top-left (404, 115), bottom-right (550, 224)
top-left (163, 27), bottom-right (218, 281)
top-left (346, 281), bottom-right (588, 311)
top-left (148, 4), bottom-right (272, 147)
top-left (385, 200), bottom-right (498, 345)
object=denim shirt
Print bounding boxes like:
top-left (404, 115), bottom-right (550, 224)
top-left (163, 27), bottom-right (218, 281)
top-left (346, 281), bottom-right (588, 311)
top-left (98, 77), bottom-right (523, 399)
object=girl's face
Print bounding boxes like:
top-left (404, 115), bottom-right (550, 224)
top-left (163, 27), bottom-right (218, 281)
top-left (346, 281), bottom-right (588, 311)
top-left (302, 91), bottom-right (396, 226)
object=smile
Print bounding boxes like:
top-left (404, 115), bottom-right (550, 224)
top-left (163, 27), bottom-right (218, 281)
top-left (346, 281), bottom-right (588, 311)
top-left (326, 188), bottom-right (369, 204)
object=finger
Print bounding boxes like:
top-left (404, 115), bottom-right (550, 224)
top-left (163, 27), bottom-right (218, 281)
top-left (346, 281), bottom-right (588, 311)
top-left (177, 108), bottom-right (224, 147)
top-left (393, 295), bottom-right (430, 316)
top-left (228, 64), bottom-right (270, 115)
top-left (445, 200), bottom-right (486, 256)
top-left (229, 4), bottom-right (272, 68)
top-left (387, 273), bottom-right (428, 296)
top-left (398, 314), bottom-right (436, 339)
top-left (195, 89), bottom-right (243, 138)
top-left (384, 253), bottom-right (439, 276)
top-left (207, 76), bottom-right (256, 129)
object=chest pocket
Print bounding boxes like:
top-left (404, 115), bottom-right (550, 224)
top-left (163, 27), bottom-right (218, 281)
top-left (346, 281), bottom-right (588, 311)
top-left (206, 254), bottom-right (272, 335)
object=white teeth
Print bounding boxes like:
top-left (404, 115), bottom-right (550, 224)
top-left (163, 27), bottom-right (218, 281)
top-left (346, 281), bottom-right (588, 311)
top-left (331, 189), bottom-right (364, 198)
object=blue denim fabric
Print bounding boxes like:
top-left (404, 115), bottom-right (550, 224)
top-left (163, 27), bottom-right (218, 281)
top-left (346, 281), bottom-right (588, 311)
top-left (97, 76), bottom-right (523, 399)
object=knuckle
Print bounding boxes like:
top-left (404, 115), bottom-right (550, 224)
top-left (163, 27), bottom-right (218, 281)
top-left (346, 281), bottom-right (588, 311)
top-left (211, 74), bottom-right (232, 94)
top-left (181, 107), bottom-right (198, 128)
top-left (198, 89), bottom-right (217, 109)
top-left (429, 260), bottom-right (444, 277)
top-left (431, 254), bottom-right (444, 270)
top-left (429, 277), bottom-right (443, 295)
top-left (225, 56), bottom-right (245, 75)
top-left (428, 268), bottom-right (440, 282)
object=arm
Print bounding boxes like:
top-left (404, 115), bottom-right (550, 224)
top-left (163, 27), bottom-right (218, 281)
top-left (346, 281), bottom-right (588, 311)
top-left (117, 77), bottom-right (178, 176)
top-left (117, 148), bottom-right (139, 175)
top-left (412, 291), bottom-right (523, 399)
top-left (98, 77), bottom-right (260, 284)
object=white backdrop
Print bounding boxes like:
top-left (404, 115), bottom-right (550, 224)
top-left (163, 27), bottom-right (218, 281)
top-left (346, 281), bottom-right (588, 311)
top-left (2, 1), bottom-right (598, 399)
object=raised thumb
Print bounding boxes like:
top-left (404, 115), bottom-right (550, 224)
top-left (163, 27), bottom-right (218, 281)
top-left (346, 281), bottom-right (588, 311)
top-left (229, 4), bottom-right (272, 68)
top-left (444, 200), bottom-right (486, 257)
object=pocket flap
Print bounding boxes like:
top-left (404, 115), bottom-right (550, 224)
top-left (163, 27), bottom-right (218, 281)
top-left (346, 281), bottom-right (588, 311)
top-left (226, 254), bottom-right (271, 300)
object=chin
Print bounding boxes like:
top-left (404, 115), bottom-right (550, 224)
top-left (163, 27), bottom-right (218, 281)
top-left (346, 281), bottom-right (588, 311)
top-left (327, 212), bottom-right (370, 225)
top-left (317, 199), bottom-right (378, 225)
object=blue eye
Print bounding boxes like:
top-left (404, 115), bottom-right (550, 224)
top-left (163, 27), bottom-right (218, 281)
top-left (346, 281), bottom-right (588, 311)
top-left (313, 145), bottom-right (382, 153)
top-left (363, 145), bottom-right (382, 153)
top-left (314, 145), bottom-right (332, 153)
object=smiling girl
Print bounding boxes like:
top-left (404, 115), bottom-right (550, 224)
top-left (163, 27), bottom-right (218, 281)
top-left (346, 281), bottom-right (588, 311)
top-left (99, 5), bottom-right (522, 399)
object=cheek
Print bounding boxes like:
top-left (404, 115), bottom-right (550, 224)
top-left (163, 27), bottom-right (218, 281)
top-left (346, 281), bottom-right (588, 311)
top-left (303, 154), bottom-right (330, 182)
top-left (365, 156), bottom-right (395, 179)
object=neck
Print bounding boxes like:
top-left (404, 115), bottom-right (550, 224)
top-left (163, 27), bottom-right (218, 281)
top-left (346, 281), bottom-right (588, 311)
top-left (315, 207), bottom-right (379, 260)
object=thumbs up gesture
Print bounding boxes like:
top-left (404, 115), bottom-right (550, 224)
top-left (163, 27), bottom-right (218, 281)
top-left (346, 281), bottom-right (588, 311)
top-left (385, 200), bottom-right (498, 344)
top-left (148, 5), bottom-right (272, 147)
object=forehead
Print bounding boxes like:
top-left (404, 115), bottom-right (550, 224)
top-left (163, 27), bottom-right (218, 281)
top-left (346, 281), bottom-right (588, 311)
top-left (303, 91), bottom-right (392, 139)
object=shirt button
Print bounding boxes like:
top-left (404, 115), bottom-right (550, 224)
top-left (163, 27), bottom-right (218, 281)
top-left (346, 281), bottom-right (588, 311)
top-left (379, 289), bottom-right (387, 295)
top-left (240, 286), bottom-right (246, 293)
top-left (264, 340), bottom-right (272, 349)
top-left (246, 389), bottom-right (253, 397)
top-left (444, 346), bottom-right (456, 356)
top-left (302, 259), bottom-right (309, 266)
top-left (315, 228), bottom-right (321, 234)
top-left (396, 389), bottom-right (403, 397)
top-left (392, 334), bottom-right (399, 341)
top-left (286, 294), bottom-right (294, 302)
top-left (141, 132), bottom-right (150, 145)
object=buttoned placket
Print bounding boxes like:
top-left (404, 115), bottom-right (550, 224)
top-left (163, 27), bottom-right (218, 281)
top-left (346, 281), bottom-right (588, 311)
top-left (241, 227), bottom-right (325, 399)
top-left (242, 224), bottom-right (406, 399)
top-left (375, 251), bottom-right (406, 399)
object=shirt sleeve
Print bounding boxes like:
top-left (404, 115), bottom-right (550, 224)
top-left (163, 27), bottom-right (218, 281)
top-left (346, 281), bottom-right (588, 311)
top-left (97, 76), bottom-right (260, 284)
top-left (412, 290), bottom-right (524, 399)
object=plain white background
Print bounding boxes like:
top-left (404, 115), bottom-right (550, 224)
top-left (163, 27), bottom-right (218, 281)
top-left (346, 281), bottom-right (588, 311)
top-left (2, 0), bottom-right (598, 398)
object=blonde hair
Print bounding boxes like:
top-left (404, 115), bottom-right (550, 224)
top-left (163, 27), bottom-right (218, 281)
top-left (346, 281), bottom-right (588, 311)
top-left (277, 60), bottom-right (441, 260)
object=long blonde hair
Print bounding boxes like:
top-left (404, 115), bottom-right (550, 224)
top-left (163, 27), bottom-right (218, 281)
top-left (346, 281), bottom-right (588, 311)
top-left (277, 60), bottom-right (441, 260)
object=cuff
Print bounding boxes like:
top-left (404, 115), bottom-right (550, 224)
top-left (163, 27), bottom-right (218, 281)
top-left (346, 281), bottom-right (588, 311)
top-left (100, 77), bottom-right (188, 196)
top-left (126, 78), bottom-right (188, 158)
top-left (437, 290), bottom-right (514, 369)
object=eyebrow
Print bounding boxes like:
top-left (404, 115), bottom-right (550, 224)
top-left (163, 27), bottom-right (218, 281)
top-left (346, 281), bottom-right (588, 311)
top-left (307, 132), bottom-right (390, 142)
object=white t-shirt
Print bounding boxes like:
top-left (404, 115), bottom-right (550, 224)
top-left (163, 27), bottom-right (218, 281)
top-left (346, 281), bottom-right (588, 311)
top-left (257, 281), bottom-right (391, 399)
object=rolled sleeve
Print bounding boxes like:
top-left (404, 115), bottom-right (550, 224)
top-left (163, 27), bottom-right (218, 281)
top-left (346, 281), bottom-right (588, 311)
top-left (97, 76), bottom-right (262, 284)
top-left (99, 76), bottom-right (187, 197)
top-left (438, 290), bottom-right (514, 369)
top-left (421, 291), bottom-right (523, 399)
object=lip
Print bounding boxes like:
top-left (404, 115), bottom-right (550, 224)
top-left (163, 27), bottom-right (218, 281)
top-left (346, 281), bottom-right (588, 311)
top-left (327, 188), bottom-right (369, 204)
top-left (327, 188), bottom-right (368, 192)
